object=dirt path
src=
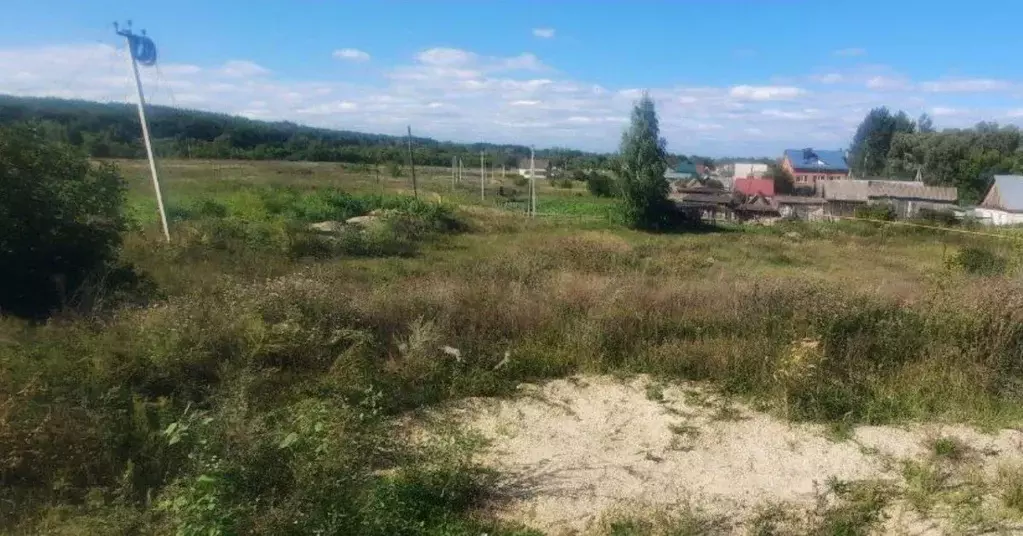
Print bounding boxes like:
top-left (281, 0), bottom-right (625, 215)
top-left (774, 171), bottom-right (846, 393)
top-left (436, 375), bottom-right (1023, 535)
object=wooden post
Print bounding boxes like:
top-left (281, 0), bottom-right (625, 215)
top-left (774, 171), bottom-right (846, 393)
top-left (530, 146), bottom-right (536, 217)
top-left (407, 125), bottom-right (417, 198)
top-left (480, 151), bottom-right (485, 201)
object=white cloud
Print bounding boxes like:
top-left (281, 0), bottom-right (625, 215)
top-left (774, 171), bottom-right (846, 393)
top-left (4, 42), bottom-right (1022, 154)
top-left (812, 73), bottom-right (844, 84)
top-left (930, 106), bottom-right (961, 116)
top-left (296, 100), bottom-right (358, 114)
top-left (498, 53), bottom-right (545, 71)
top-left (729, 85), bottom-right (806, 101)
top-left (834, 48), bottom-right (866, 57)
top-left (532, 27), bottom-right (556, 39)
top-left (865, 76), bottom-right (910, 90)
top-left (417, 47), bottom-right (475, 66)
top-left (920, 78), bottom-right (1010, 92)
top-left (333, 48), bottom-right (370, 62)
top-left (761, 108), bottom-right (813, 120)
top-left (220, 60), bottom-right (270, 77)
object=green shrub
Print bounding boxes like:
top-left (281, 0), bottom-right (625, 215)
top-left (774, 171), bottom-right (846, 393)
top-left (166, 189), bottom-right (464, 260)
top-left (948, 246), bottom-right (1006, 275)
top-left (586, 172), bottom-right (616, 198)
top-left (854, 203), bottom-right (896, 221)
top-left (810, 479), bottom-right (893, 535)
top-left (917, 207), bottom-right (958, 226)
top-left (0, 125), bottom-right (131, 318)
top-left (931, 436), bottom-right (970, 461)
top-left (513, 175), bottom-right (529, 187)
top-left (554, 178), bottom-right (574, 189)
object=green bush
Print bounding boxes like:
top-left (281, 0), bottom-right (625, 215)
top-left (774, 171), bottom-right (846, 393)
top-left (854, 203), bottom-right (896, 221)
top-left (586, 172), bottom-right (616, 198)
top-left (513, 175), bottom-right (529, 187)
top-left (948, 245), bottom-right (1006, 275)
top-left (0, 125), bottom-right (131, 318)
top-left (917, 207), bottom-right (958, 226)
top-left (166, 189), bottom-right (465, 260)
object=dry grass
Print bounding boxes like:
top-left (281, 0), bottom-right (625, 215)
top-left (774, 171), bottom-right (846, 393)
top-left (6, 160), bottom-right (1023, 533)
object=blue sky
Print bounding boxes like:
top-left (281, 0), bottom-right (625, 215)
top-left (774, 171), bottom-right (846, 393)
top-left (3, 0), bottom-right (1023, 155)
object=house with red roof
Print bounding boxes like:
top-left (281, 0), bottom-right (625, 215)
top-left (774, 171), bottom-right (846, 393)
top-left (733, 177), bottom-right (775, 197)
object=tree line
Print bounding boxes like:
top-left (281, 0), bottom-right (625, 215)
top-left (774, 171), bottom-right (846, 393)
top-left (0, 95), bottom-right (727, 175)
top-left (849, 107), bottom-right (1023, 203)
top-left (0, 95), bottom-right (613, 170)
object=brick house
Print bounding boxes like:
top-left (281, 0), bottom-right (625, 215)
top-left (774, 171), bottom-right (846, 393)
top-left (781, 148), bottom-right (849, 190)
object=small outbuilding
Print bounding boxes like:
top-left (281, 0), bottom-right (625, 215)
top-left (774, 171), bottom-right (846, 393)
top-left (975, 175), bottom-right (1023, 225)
top-left (821, 180), bottom-right (957, 219)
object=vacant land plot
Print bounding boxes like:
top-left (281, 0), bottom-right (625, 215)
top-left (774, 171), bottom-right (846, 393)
top-left (434, 375), bottom-right (1023, 534)
top-left (5, 159), bottom-right (1023, 535)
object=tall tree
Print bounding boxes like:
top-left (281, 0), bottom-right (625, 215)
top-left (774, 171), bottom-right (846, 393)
top-left (917, 113), bottom-right (935, 134)
top-left (614, 93), bottom-right (671, 230)
top-left (849, 107), bottom-right (916, 177)
top-left (886, 122), bottom-right (1023, 203)
top-left (768, 163), bottom-right (795, 194)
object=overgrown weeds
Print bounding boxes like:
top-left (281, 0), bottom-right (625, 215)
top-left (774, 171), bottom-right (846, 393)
top-left (8, 184), bottom-right (1023, 532)
top-left (930, 435), bottom-right (971, 462)
top-left (600, 504), bottom-right (731, 535)
top-left (809, 479), bottom-right (894, 536)
top-left (948, 245), bottom-right (1008, 275)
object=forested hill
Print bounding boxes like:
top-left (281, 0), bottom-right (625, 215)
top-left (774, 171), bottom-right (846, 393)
top-left (0, 94), bottom-right (611, 168)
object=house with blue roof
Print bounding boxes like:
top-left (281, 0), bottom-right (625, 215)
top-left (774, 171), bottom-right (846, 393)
top-left (976, 175), bottom-right (1023, 225)
top-left (781, 148), bottom-right (850, 191)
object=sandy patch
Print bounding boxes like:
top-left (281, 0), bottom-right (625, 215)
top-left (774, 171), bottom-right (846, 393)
top-left (437, 375), bottom-right (1023, 535)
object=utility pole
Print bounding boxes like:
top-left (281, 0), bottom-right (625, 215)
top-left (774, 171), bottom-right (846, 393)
top-left (480, 151), bottom-right (485, 202)
top-left (115, 21), bottom-right (170, 242)
top-left (406, 125), bottom-right (417, 198)
top-left (451, 156), bottom-right (456, 190)
top-left (530, 146), bottom-right (536, 217)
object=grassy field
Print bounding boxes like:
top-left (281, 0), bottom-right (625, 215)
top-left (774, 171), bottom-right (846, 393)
top-left (4, 158), bottom-right (1023, 534)
top-left (115, 159), bottom-right (612, 222)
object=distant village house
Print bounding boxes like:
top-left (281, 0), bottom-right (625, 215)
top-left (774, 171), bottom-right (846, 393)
top-left (733, 177), bottom-right (774, 197)
top-left (821, 180), bottom-right (957, 219)
top-left (665, 160), bottom-right (699, 181)
top-left (730, 162), bottom-right (769, 179)
top-left (975, 175), bottom-right (1023, 225)
top-left (781, 148), bottom-right (849, 190)
top-left (517, 158), bottom-right (550, 179)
